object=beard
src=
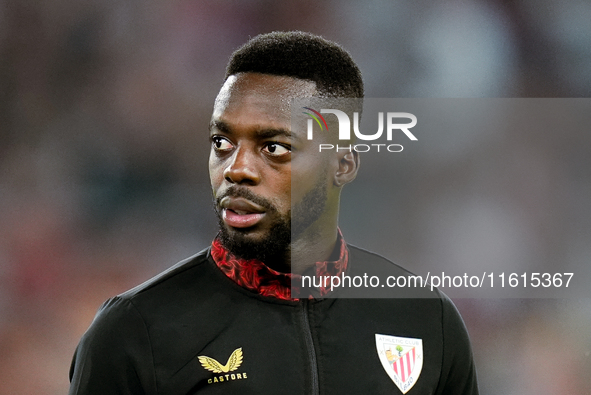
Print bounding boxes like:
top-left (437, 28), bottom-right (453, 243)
top-left (213, 177), bottom-right (327, 266)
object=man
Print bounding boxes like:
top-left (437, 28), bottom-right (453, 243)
top-left (69, 31), bottom-right (478, 394)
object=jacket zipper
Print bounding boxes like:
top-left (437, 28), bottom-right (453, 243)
top-left (300, 300), bottom-right (319, 395)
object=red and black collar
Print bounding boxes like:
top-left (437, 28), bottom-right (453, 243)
top-left (211, 230), bottom-right (349, 300)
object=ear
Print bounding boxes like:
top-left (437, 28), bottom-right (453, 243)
top-left (334, 150), bottom-right (360, 187)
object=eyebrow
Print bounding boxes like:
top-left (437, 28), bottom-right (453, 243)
top-left (209, 120), bottom-right (298, 141)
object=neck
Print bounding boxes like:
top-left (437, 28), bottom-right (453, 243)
top-left (288, 201), bottom-right (341, 274)
top-left (260, 229), bottom-right (338, 275)
top-left (289, 217), bottom-right (339, 275)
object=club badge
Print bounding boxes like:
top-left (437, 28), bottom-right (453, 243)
top-left (375, 334), bottom-right (423, 394)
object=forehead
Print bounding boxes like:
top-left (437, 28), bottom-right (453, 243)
top-left (212, 73), bottom-right (317, 129)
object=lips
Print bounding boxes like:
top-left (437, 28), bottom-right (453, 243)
top-left (220, 197), bottom-right (266, 228)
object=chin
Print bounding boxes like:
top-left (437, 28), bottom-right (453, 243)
top-left (224, 224), bottom-right (267, 240)
top-left (218, 224), bottom-right (291, 263)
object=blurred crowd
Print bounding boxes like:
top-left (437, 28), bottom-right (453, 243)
top-left (0, 0), bottom-right (590, 393)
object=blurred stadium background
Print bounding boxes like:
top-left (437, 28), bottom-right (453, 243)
top-left (0, 0), bottom-right (590, 393)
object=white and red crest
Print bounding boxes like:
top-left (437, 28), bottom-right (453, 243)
top-left (375, 334), bottom-right (423, 394)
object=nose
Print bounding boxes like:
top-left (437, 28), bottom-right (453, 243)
top-left (223, 146), bottom-right (261, 185)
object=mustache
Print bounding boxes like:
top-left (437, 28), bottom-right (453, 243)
top-left (214, 186), bottom-right (277, 212)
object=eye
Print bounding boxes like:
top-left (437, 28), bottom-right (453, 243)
top-left (263, 142), bottom-right (290, 156)
top-left (212, 136), bottom-right (234, 151)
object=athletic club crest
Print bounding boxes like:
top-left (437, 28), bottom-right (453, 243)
top-left (375, 334), bottom-right (423, 394)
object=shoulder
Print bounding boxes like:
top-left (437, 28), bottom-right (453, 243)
top-left (119, 247), bottom-right (211, 300)
top-left (70, 248), bottom-right (215, 392)
top-left (435, 296), bottom-right (479, 394)
top-left (347, 244), bottom-right (417, 277)
top-left (69, 294), bottom-right (156, 392)
top-left (94, 247), bottom-right (224, 329)
top-left (343, 244), bottom-right (440, 298)
top-left (76, 247), bottom-right (214, 353)
top-left (80, 247), bottom-right (212, 338)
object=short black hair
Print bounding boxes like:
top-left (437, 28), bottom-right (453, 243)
top-left (225, 31), bottom-right (363, 98)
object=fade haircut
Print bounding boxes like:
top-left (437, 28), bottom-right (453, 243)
top-left (225, 31), bottom-right (364, 98)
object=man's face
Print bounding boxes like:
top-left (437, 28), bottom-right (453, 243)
top-left (209, 73), bottom-right (330, 264)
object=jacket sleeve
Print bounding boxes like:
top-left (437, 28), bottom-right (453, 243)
top-left (69, 296), bottom-right (156, 395)
top-left (435, 295), bottom-right (479, 395)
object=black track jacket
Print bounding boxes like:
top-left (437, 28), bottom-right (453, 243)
top-left (69, 245), bottom-right (479, 394)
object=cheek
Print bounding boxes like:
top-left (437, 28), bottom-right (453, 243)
top-left (291, 172), bottom-right (323, 207)
top-left (291, 156), bottom-right (330, 201)
top-left (209, 156), bottom-right (224, 190)
top-left (267, 171), bottom-right (292, 214)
